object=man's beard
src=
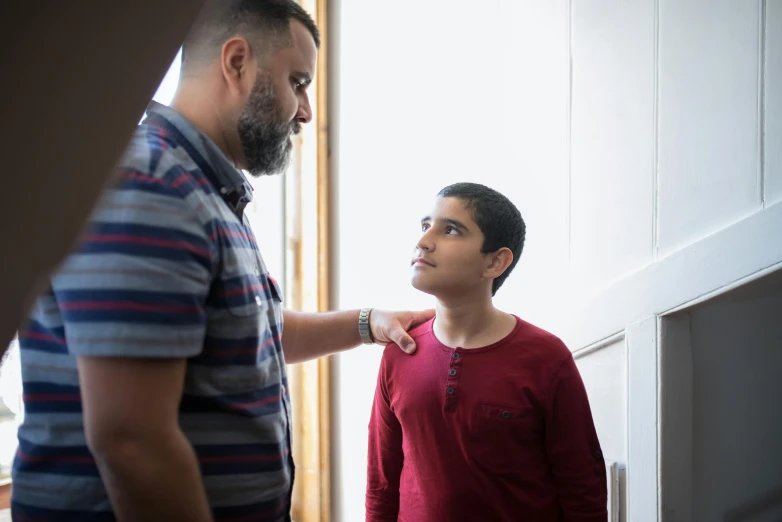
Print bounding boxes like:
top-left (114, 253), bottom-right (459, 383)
top-left (237, 74), bottom-right (301, 177)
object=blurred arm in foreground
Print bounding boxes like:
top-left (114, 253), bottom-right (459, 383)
top-left (0, 0), bottom-right (207, 350)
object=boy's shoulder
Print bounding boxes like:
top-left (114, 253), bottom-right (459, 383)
top-left (513, 316), bottom-right (566, 346)
top-left (509, 316), bottom-right (573, 365)
top-left (409, 319), bottom-right (433, 340)
top-left (381, 319), bottom-right (434, 359)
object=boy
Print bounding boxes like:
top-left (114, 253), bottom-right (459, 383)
top-left (366, 183), bottom-right (607, 521)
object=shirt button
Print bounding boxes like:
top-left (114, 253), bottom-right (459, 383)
top-left (255, 268), bottom-right (261, 277)
top-left (452, 352), bottom-right (460, 360)
top-left (446, 387), bottom-right (455, 395)
top-left (593, 449), bottom-right (603, 461)
top-left (255, 295), bottom-right (263, 306)
top-left (501, 411), bottom-right (511, 419)
top-left (449, 369), bottom-right (457, 376)
top-left (281, 384), bottom-right (286, 394)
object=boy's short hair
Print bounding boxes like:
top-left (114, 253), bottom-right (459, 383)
top-left (438, 182), bottom-right (526, 295)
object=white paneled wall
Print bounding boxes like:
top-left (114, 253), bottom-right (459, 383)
top-left (569, 0), bottom-right (656, 291)
top-left (331, 0), bottom-right (782, 520)
top-left (574, 341), bottom-right (627, 468)
top-left (656, 0), bottom-right (763, 256)
top-left (766, 0), bottom-right (782, 205)
top-left (574, 339), bottom-right (628, 522)
top-left (493, 0), bottom-right (571, 327)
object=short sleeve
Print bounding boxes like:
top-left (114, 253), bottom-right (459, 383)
top-left (52, 167), bottom-right (215, 358)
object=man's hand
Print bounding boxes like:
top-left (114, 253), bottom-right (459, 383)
top-left (282, 308), bottom-right (435, 363)
top-left (369, 309), bottom-right (435, 354)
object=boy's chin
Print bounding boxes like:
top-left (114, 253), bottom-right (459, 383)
top-left (411, 277), bottom-right (442, 298)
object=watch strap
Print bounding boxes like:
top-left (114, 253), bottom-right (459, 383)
top-left (358, 308), bottom-right (374, 344)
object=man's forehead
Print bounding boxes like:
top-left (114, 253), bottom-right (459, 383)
top-left (288, 19), bottom-right (318, 70)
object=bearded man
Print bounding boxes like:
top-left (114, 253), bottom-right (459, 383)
top-left (12, 2), bottom-right (430, 521)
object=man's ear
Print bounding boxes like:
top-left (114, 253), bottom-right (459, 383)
top-left (484, 247), bottom-right (514, 281)
top-left (220, 37), bottom-right (256, 95)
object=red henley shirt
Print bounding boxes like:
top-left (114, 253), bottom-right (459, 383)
top-left (366, 316), bottom-right (607, 522)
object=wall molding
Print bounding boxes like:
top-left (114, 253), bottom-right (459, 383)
top-left (572, 331), bottom-right (625, 360)
top-left (563, 199), bottom-right (782, 351)
top-left (626, 318), bottom-right (660, 522)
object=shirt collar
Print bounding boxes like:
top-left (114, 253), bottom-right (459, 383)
top-left (145, 101), bottom-right (254, 211)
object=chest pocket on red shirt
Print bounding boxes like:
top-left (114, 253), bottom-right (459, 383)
top-left (469, 404), bottom-right (541, 473)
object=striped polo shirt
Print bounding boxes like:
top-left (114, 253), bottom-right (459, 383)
top-left (12, 102), bottom-right (294, 521)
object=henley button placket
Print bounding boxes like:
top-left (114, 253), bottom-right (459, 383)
top-left (445, 349), bottom-right (463, 413)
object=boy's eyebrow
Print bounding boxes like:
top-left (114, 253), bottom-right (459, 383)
top-left (443, 218), bottom-right (470, 231)
top-left (421, 216), bottom-right (470, 232)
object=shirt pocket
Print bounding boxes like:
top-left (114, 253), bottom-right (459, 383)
top-left (223, 273), bottom-right (269, 318)
top-left (267, 274), bottom-right (283, 303)
top-left (469, 404), bottom-right (541, 474)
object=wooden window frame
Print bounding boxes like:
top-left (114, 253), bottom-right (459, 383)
top-left (286, 0), bottom-right (331, 520)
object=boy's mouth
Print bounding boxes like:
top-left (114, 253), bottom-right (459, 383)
top-left (412, 257), bottom-right (436, 267)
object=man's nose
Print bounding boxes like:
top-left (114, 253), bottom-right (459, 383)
top-left (295, 96), bottom-right (312, 124)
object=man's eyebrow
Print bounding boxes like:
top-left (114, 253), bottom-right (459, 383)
top-left (420, 216), bottom-right (431, 224)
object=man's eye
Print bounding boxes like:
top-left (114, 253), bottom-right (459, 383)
top-left (421, 223), bottom-right (430, 232)
top-left (445, 226), bottom-right (458, 235)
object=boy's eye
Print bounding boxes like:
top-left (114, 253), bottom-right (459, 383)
top-left (421, 223), bottom-right (431, 232)
top-left (445, 226), bottom-right (459, 235)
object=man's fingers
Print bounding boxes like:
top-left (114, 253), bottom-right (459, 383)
top-left (392, 330), bottom-right (417, 355)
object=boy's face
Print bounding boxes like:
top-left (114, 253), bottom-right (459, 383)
top-left (411, 196), bottom-right (492, 298)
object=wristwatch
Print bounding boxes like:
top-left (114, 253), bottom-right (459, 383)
top-left (358, 308), bottom-right (375, 345)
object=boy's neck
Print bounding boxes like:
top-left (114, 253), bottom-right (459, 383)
top-left (433, 295), bottom-right (516, 349)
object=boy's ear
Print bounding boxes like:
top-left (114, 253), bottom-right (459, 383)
top-left (484, 247), bottom-right (514, 280)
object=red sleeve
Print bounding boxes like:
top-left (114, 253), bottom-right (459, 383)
top-left (365, 352), bottom-right (404, 522)
top-left (544, 355), bottom-right (608, 522)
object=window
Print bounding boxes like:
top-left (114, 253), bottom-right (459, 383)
top-left (0, 338), bottom-right (22, 485)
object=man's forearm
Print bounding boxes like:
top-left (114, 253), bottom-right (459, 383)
top-left (282, 309), bottom-right (362, 364)
top-left (92, 428), bottom-right (212, 522)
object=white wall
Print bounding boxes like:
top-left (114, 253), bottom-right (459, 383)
top-left (331, 0), bottom-right (782, 520)
top-left (570, 0), bottom-right (656, 292)
top-left (574, 339), bottom-right (627, 521)
top-left (766, 0), bottom-right (782, 205)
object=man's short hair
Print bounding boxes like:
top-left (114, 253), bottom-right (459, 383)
top-left (438, 182), bottom-right (526, 296)
top-left (182, 0), bottom-right (320, 70)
